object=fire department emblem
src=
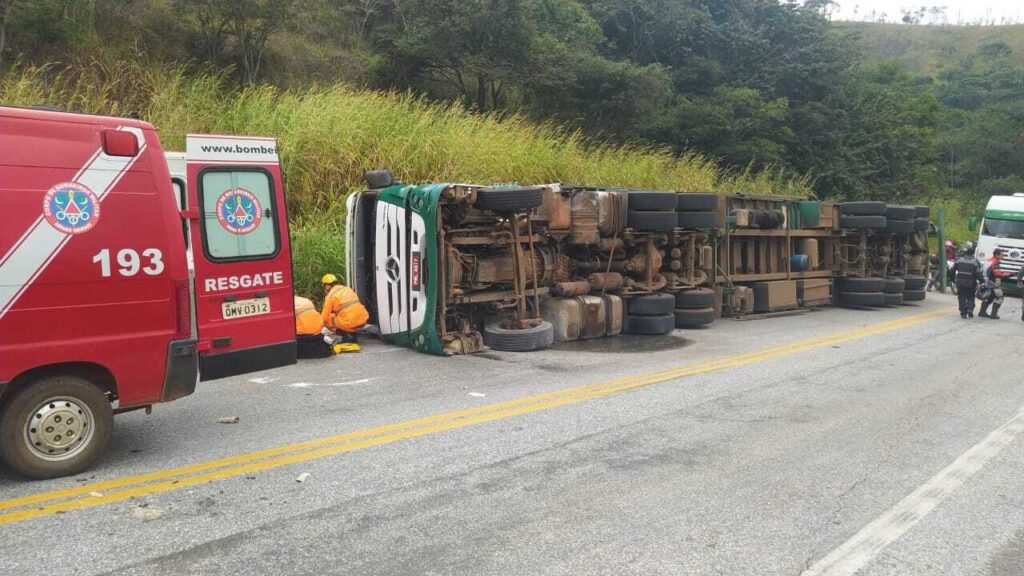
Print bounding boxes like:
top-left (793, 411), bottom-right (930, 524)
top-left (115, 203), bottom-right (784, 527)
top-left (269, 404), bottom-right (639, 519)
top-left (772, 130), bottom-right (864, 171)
top-left (216, 188), bottom-right (262, 235)
top-left (42, 182), bottom-right (100, 235)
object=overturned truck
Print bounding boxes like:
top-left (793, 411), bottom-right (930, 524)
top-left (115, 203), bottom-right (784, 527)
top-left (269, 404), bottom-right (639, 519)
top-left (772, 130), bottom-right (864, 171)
top-left (345, 172), bottom-right (931, 355)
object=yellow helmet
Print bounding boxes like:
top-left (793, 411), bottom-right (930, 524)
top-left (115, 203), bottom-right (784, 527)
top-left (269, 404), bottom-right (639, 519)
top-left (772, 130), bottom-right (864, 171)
top-left (321, 273), bottom-right (338, 285)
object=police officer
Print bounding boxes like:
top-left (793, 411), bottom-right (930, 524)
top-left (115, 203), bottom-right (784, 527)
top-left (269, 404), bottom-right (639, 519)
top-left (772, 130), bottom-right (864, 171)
top-left (952, 246), bottom-right (982, 318)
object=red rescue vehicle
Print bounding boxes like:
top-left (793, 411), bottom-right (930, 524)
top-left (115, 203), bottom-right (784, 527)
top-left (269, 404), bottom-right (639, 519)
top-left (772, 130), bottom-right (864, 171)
top-left (0, 107), bottom-right (297, 478)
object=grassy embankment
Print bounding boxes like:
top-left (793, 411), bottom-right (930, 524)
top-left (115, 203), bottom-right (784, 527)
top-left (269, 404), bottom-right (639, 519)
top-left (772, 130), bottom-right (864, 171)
top-left (1, 62), bottom-right (812, 298)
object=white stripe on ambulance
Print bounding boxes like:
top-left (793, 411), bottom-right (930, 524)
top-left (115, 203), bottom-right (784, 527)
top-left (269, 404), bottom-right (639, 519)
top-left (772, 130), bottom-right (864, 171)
top-left (204, 272), bottom-right (284, 292)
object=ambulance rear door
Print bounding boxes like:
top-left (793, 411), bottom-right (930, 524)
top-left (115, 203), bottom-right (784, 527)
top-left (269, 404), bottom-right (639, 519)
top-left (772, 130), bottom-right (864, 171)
top-left (184, 135), bottom-right (296, 381)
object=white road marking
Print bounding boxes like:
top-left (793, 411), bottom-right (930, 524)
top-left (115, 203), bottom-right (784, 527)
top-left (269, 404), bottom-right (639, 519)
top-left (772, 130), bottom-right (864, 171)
top-left (802, 405), bottom-right (1024, 576)
top-left (248, 376), bottom-right (277, 384)
top-left (286, 378), bottom-right (377, 389)
top-left (468, 392), bottom-right (486, 398)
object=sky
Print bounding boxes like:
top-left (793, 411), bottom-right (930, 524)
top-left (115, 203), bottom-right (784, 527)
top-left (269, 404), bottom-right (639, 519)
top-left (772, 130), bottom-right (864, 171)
top-left (829, 1), bottom-right (1023, 24)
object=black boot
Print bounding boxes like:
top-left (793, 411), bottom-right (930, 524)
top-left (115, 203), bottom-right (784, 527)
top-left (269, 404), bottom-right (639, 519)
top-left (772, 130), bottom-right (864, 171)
top-left (990, 303), bottom-right (1001, 320)
top-left (979, 302), bottom-right (990, 318)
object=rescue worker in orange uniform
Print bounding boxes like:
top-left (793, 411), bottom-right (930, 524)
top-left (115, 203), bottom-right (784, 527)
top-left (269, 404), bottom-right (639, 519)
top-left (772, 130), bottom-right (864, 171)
top-left (294, 296), bottom-right (324, 336)
top-left (321, 274), bottom-right (369, 342)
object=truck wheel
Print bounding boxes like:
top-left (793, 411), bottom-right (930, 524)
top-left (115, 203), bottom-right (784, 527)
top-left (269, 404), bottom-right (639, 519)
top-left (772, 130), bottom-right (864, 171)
top-left (914, 206), bottom-right (930, 218)
top-left (914, 219), bottom-right (929, 231)
top-left (674, 307), bottom-right (715, 328)
top-left (884, 277), bottom-right (906, 294)
top-left (627, 211), bottom-right (677, 231)
top-left (474, 186), bottom-right (545, 212)
top-left (483, 321), bottom-right (554, 352)
top-left (839, 201), bottom-right (887, 216)
top-left (885, 205), bottom-right (918, 220)
top-left (839, 215), bottom-right (887, 229)
top-left (838, 291), bottom-right (886, 307)
top-left (884, 292), bottom-right (904, 306)
top-left (677, 193), bottom-right (718, 212)
top-left (885, 219), bottom-right (915, 234)
top-left (675, 288), bottom-right (716, 309)
top-left (626, 314), bottom-right (675, 335)
top-left (838, 276), bottom-right (885, 293)
top-left (902, 289), bottom-right (926, 302)
top-left (0, 375), bottom-right (113, 479)
top-left (903, 275), bottom-right (927, 290)
top-left (627, 293), bottom-right (676, 316)
top-left (676, 211), bottom-right (717, 229)
top-left (627, 191), bottom-right (677, 212)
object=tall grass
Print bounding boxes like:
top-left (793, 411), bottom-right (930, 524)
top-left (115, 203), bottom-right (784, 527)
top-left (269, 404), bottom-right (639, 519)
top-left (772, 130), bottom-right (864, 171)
top-left (1, 61), bottom-right (813, 297)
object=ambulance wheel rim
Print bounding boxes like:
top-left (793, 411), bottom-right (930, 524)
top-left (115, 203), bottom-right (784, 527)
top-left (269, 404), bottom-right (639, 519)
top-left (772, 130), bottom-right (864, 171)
top-left (24, 396), bottom-right (95, 462)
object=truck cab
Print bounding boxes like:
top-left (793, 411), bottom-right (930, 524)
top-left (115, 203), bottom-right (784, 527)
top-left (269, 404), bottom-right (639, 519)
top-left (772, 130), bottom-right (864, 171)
top-left (0, 108), bottom-right (296, 478)
top-left (976, 194), bottom-right (1024, 282)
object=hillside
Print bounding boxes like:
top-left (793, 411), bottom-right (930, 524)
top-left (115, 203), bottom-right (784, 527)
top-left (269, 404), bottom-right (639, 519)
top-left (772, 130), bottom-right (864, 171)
top-left (837, 22), bottom-right (1024, 74)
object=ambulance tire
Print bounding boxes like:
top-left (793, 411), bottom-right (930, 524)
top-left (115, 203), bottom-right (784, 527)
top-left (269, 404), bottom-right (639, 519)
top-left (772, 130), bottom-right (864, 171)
top-left (676, 211), bottom-right (718, 230)
top-left (677, 193), bottom-right (718, 212)
top-left (674, 307), bottom-right (716, 328)
top-left (625, 314), bottom-right (676, 335)
top-left (628, 191), bottom-right (678, 212)
top-left (675, 288), bottom-right (716, 309)
top-left (903, 289), bottom-right (927, 302)
top-left (903, 275), bottom-right (928, 290)
top-left (839, 215), bottom-right (887, 230)
top-left (627, 211), bottom-right (677, 231)
top-left (839, 201), bottom-right (887, 216)
top-left (838, 291), bottom-right (886, 307)
top-left (627, 293), bottom-right (676, 316)
top-left (474, 186), bottom-right (545, 212)
top-left (0, 375), bottom-right (113, 479)
top-left (484, 321), bottom-right (554, 352)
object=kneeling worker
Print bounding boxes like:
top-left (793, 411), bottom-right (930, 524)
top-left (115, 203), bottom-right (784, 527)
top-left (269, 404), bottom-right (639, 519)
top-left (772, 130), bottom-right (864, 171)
top-left (321, 274), bottom-right (369, 342)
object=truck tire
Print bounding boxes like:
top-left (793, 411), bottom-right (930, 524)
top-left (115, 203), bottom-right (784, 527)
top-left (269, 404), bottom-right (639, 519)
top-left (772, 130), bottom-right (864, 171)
top-left (674, 307), bottom-right (715, 328)
top-left (627, 293), bottom-right (676, 316)
top-left (626, 314), bottom-right (675, 335)
top-left (884, 277), bottom-right (906, 294)
top-left (914, 206), bottom-right (930, 218)
top-left (627, 211), bottom-right (677, 231)
top-left (675, 288), bottom-right (716, 309)
top-left (885, 219), bottom-right (915, 234)
top-left (839, 201), bottom-right (887, 216)
top-left (884, 292), bottom-right (904, 306)
top-left (838, 276), bottom-right (885, 293)
top-left (628, 191), bottom-right (677, 212)
top-left (677, 193), bottom-right (718, 212)
top-left (676, 211), bottom-right (717, 229)
top-left (839, 215), bottom-right (887, 229)
top-left (474, 186), bottom-right (544, 212)
top-left (483, 321), bottom-right (554, 352)
top-left (0, 375), bottom-right (113, 479)
top-left (914, 219), bottom-right (929, 231)
top-left (838, 291), bottom-right (886, 307)
top-left (886, 205), bottom-right (918, 220)
top-left (902, 289), bottom-right (926, 302)
top-left (903, 275), bottom-right (927, 290)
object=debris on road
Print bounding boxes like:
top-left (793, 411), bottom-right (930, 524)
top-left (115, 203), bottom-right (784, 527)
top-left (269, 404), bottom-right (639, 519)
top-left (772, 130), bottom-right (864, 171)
top-left (217, 416), bottom-right (241, 424)
top-left (295, 472), bottom-right (310, 483)
top-left (89, 492), bottom-right (103, 498)
top-left (131, 506), bottom-right (166, 522)
top-left (468, 392), bottom-right (486, 397)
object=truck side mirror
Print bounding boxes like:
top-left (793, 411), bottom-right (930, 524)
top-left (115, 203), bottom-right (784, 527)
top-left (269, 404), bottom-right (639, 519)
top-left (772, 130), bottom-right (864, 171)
top-left (968, 216), bottom-right (978, 232)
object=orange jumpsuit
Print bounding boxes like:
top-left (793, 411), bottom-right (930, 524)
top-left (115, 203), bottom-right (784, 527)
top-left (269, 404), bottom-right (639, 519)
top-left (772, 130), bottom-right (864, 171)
top-left (294, 296), bottom-right (324, 335)
top-left (322, 285), bottom-right (369, 333)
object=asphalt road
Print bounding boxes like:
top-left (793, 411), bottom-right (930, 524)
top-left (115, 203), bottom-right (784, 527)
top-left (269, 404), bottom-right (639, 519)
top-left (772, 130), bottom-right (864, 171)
top-left (3, 292), bottom-right (1024, 576)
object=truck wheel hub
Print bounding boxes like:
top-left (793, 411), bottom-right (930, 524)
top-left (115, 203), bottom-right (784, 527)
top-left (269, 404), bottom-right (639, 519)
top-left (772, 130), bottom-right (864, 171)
top-left (25, 397), bottom-right (94, 461)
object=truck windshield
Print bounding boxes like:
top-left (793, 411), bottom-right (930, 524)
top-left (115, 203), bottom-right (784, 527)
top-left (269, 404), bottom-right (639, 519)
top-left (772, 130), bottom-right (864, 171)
top-left (982, 218), bottom-right (1024, 240)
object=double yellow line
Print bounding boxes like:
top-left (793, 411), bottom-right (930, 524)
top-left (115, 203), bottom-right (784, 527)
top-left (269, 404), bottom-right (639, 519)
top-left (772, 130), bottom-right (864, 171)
top-left (0, 307), bottom-right (949, 525)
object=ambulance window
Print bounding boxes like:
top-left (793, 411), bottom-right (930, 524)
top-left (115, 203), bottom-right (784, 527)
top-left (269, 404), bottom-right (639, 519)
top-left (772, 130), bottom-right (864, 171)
top-left (199, 169), bottom-right (279, 261)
